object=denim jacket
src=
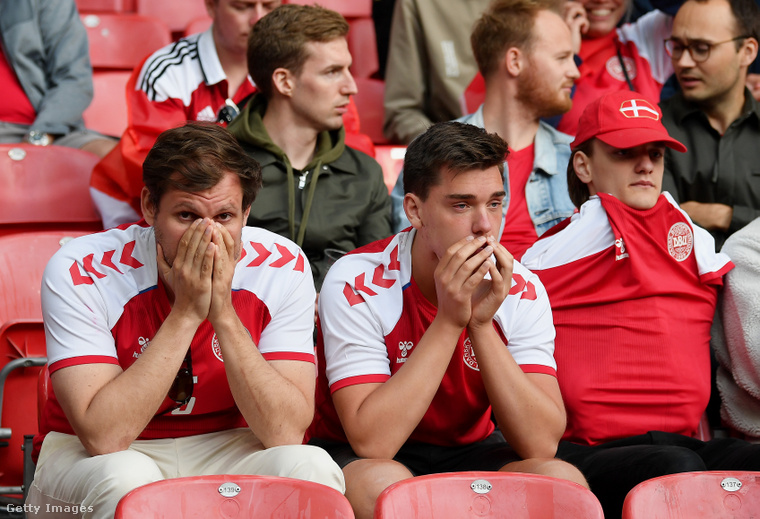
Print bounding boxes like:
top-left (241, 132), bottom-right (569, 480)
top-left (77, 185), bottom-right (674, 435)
top-left (390, 105), bottom-right (576, 235)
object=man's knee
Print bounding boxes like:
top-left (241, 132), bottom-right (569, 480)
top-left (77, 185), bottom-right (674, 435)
top-left (86, 450), bottom-right (164, 499)
top-left (343, 459), bottom-right (413, 519)
top-left (645, 446), bottom-right (706, 475)
top-left (30, 449), bottom-right (163, 519)
top-left (502, 458), bottom-right (590, 488)
top-left (252, 445), bottom-right (345, 493)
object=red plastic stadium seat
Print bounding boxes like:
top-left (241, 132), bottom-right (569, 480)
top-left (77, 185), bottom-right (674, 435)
top-left (347, 18), bottom-right (379, 79)
top-left (135, 0), bottom-right (210, 34)
top-left (354, 78), bottom-right (387, 145)
top-left (183, 15), bottom-right (213, 38)
top-left (374, 145), bottom-right (406, 194)
top-left (374, 471), bottom-right (604, 519)
top-left (0, 231), bottom-right (90, 495)
top-left (75, 0), bottom-right (134, 12)
top-left (80, 12), bottom-right (172, 70)
top-left (115, 474), bottom-right (355, 518)
top-left (0, 145), bottom-right (103, 235)
top-left (284, 0), bottom-right (372, 18)
top-left (622, 471), bottom-right (760, 519)
top-left (83, 70), bottom-right (132, 137)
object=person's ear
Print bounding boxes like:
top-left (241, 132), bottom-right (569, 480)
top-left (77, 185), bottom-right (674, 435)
top-left (573, 151), bottom-right (593, 185)
top-left (141, 187), bottom-right (157, 226)
top-left (404, 193), bottom-right (424, 229)
top-left (504, 47), bottom-right (523, 77)
top-left (272, 68), bottom-right (295, 97)
top-left (740, 37), bottom-right (759, 67)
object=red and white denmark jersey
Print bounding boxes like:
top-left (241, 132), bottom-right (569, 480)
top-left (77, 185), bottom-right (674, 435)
top-left (38, 224), bottom-right (316, 446)
top-left (522, 193), bottom-right (733, 445)
top-left (309, 229), bottom-right (557, 446)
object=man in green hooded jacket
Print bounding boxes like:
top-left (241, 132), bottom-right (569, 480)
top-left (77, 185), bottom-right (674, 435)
top-left (228, 4), bottom-right (392, 289)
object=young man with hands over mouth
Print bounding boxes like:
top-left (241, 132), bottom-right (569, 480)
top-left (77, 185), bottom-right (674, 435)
top-left (27, 123), bottom-right (344, 519)
top-left (308, 121), bottom-right (587, 519)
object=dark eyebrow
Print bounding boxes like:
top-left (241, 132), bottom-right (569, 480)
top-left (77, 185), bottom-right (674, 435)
top-left (445, 191), bottom-right (506, 200)
top-left (670, 36), bottom-right (712, 45)
top-left (169, 201), bottom-right (238, 214)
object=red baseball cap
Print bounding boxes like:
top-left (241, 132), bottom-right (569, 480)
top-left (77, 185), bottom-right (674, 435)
top-left (570, 91), bottom-right (687, 153)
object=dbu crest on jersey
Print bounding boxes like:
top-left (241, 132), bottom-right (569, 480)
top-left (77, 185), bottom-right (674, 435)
top-left (606, 55), bottom-right (637, 82)
top-left (463, 338), bottom-right (479, 371)
top-left (667, 222), bottom-right (693, 262)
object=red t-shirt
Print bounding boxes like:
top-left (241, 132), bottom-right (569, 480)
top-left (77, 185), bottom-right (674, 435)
top-left (522, 193), bottom-right (733, 445)
top-left (501, 144), bottom-right (538, 260)
top-left (0, 43), bottom-right (36, 125)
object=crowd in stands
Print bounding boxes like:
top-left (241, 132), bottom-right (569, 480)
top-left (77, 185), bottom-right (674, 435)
top-left (1, 0), bottom-right (760, 518)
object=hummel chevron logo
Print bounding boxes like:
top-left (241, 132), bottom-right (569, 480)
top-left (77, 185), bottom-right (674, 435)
top-left (509, 273), bottom-right (537, 301)
top-left (241, 241), bottom-right (305, 272)
top-left (70, 241), bottom-right (144, 286)
top-left (344, 245), bottom-right (400, 306)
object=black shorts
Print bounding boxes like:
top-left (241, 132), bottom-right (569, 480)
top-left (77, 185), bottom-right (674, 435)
top-left (309, 431), bottom-right (521, 476)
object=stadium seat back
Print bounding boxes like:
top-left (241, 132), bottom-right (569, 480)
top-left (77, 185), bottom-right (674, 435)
top-left (0, 231), bottom-right (90, 494)
top-left (374, 471), bottom-right (604, 519)
top-left (622, 471), bottom-right (760, 519)
top-left (81, 13), bottom-right (172, 70)
top-left (0, 145), bottom-right (103, 234)
top-left (284, 0), bottom-right (372, 18)
top-left (354, 78), bottom-right (387, 145)
top-left (75, 0), bottom-right (134, 12)
top-left (347, 18), bottom-right (379, 79)
top-left (115, 474), bottom-right (355, 518)
top-left (135, 0), bottom-right (210, 34)
top-left (83, 70), bottom-right (132, 137)
top-left (183, 16), bottom-right (213, 38)
top-left (373, 145), bottom-right (406, 194)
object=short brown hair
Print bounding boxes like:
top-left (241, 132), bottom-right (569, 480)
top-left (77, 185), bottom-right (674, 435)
top-left (471, 0), bottom-right (564, 79)
top-left (248, 4), bottom-right (349, 99)
top-left (404, 121), bottom-right (507, 200)
top-left (687, 0), bottom-right (760, 49)
top-left (143, 122), bottom-right (262, 211)
top-left (567, 139), bottom-right (594, 208)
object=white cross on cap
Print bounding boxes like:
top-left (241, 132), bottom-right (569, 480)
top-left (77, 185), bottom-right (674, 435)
top-left (619, 99), bottom-right (660, 120)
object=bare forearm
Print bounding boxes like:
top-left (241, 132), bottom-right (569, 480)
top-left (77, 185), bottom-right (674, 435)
top-left (338, 317), bottom-right (462, 458)
top-left (469, 326), bottom-right (565, 459)
top-left (213, 314), bottom-right (314, 447)
top-left (681, 201), bottom-right (732, 231)
top-left (61, 312), bottom-right (200, 455)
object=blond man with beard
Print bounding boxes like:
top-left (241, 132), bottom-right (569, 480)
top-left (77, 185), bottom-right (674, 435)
top-left (391, 0), bottom-right (580, 260)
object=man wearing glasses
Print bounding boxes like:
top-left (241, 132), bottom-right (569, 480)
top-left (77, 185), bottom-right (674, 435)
top-left (27, 123), bottom-right (344, 519)
top-left (660, 0), bottom-right (760, 250)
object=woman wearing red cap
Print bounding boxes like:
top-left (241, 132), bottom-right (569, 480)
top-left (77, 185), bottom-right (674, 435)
top-left (522, 90), bottom-right (760, 519)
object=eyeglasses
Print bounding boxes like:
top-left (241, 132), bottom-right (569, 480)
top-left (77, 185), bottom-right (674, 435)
top-left (664, 36), bottom-right (748, 63)
top-left (167, 351), bottom-right (194, 407)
